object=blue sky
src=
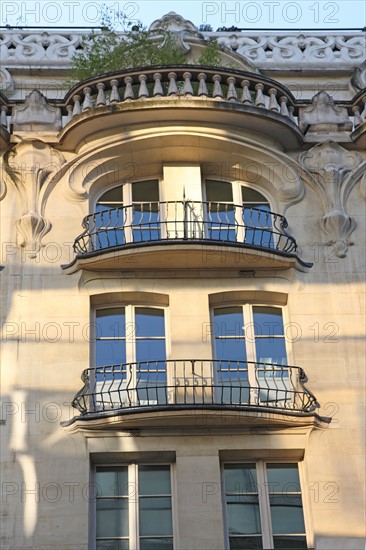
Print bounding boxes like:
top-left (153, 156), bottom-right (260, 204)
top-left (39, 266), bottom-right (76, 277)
top-left (0, 1), bottom-right (365, 29)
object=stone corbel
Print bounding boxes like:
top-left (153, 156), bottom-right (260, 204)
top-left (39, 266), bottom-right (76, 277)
top-left (1, 139), bottom-right (65, 257)
top-left (299, 141), bottom-right (364, 257)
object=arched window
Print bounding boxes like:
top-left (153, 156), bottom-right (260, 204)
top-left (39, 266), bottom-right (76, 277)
top-left (94, 180), bottom-right (160, 248)
top-left (205, 180), bottom-right (274, 247)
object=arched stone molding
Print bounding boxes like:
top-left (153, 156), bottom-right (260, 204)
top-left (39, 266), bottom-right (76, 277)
top-left (0, 139), bottom-right (65, 257)
top-left (60, 128), bottom-right (307, 215)
top-left (299, 141), bottom-right (364, 257)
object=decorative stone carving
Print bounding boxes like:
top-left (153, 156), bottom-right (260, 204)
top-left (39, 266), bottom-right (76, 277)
top-left (1, 139), bottom-right (65, 256)
top-left (351, 60), bottom-right (366, 91)
top-left (299, 141), bottom-right (363, 257)
top-left (149, 12), bottom-right (197, 33)
top-left (298, 91), bottom-right (352, 133)
top-left (0, 68), bottom-right (15, 94)
top-left (1, 28), bottom-right (364, 70)
top-left (10, 90), bottom-right (62, 132)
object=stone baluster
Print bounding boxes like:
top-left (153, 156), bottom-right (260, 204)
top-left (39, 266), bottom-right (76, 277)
top-left (240, 80), bottom-right (252, 104)
top-left (268, 88), bottom-right (279, 112)
top-left (65, 104), bottom-right (73, 123)
top-left (227, 76), bottom-right (237, 101)
top-left (153, 73), bottom-right (163, 97)
top-left (254, 83), bottom-right (265, 107)
top-left (109, 79), bottom-right (120, 103)
top-left (198, 73), bottom-right (208, 97)
top-left (0, 105), bottom-right (8, 128)
top-left (72, 94), bottom-right (81, 116)
top-left (288, 105), bottom-right (296, 123)
top-left (82, 87), bottom-right (93, 111)
top-left (168, 72), bottom-right (178, 96)
top-left (138, 74), bottom-right (149, 98)
top-left (96, 82), bottom-right (106, 106)
top-left (212, 74), bottom-right (223, 99)
top-left (279, 96), bottom-right (290, 117)
top-left (182, 72), bottom-right (193, 96)
top-left (352, 105), bottom-right (363, 128)
top-left (124, 76), bottom-right (134, 100)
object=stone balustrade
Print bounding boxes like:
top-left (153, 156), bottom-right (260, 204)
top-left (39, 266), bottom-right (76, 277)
top-left (0, 69), bottom-right (365, 134)
top-left (62, 66), bottom-right (299, 126)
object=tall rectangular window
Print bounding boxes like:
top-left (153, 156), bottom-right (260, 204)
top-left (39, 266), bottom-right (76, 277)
top-left (223, 462), bottom-right (307, 550)
top-left (96, 465), bottom-right (173, 550)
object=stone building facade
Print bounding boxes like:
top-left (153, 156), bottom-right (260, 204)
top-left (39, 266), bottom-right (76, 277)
top-left (0, 13), bottom-right (365, 550)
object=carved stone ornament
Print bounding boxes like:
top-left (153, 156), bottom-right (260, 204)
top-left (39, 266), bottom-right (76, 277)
top-left (298, 91), bottom-right (352, 133)
top-left (351, 60), bottom-right (366, 92)
top-left (10, 89), bottom-right (62, 132)
top-left (149, 12), bottom-right (197, 33)
top-left (1, 139), bottom-right (65, 257)
top-left (0, 68), bottom-right (15, 94)
top-left (299, 141), bottom-right (364, 257)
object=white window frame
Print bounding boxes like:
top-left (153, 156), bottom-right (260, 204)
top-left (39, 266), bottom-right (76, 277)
top-left (91, 304), bottom-right (170, 409)
top-left (91, 462), bottom-right (176, 550)
top-left (203, 179), bottom-right (275, 245)
top-left (94, 179), bottom-right (162, 245)
top-left (211, 303), bottom-right (294, 406)
top-left (222, 460), bottom-right (310, 550)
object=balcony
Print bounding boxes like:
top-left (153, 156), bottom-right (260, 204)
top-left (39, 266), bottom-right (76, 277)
top-left (56, 65), bottom-right (304, 149)
top-left (64, 200), bottom-right (311, 272)
top-left (69, 359), bottom-right (319, 428)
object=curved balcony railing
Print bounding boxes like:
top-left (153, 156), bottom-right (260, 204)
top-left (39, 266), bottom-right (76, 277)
top-left (73, 200), bottom-right (297, 257)
top-left (72, 359), bottom-right (317, 416)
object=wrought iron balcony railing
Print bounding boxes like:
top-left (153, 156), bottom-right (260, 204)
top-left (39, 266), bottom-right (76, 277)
top-left (73, 200), bottom-right (297, 257)
top-left (72, 359), bottom-right (317, 416)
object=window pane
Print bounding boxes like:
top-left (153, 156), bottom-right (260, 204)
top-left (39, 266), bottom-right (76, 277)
top-left (269, 495), bottom-right (305, 534)
top-left (253, 307), bottom-right (284, 336)
top-left (139, 466), bottom-right (171, 495)
top-left (135, 308), bottom-right (165, 337)
top-left (97, 309), bottom-right (125, 338)
top-left (273, 536), bottom-right (308, 549)
top-left (97, 468), bottom-right (128, 497)
top-left (99, 186), bottom-right (123, 203)
top-left (96, 540), bottom-right (129, 550)
top-left (139, 497), bottom-right (172, 536)
top-left (132, 180), bottom-right (159, 202)
top-left (96, 340), bottom-right (126, 367)
top-left (96, 499), bottom-right (129, 537)
top-left (224, 464), bottom-right (258, 493)
top-left (215, 339), bottom-right (247, 363)
top-left (229, 537), bottom-right (263, 550)
top-left (255, 338), bottom-right (287, 365)
top-left (242, 188), bottom-right (268, 204)
top-left (226, 496), bottom-right (261, 535)
top-left (214, 308), bottom-right (244, 337)
top-left (140, 538), bottom-right (173, 550)
top-left (267, 464), bottom-right (301, 492)
top-left (136, 340), bottom-right (166, 363)
top-left (95, 206), bottom-right (125, 227)
top-left (206, 180), bottom-right (233, 202)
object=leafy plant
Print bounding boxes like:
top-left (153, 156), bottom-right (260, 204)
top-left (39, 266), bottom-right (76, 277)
top-left (70, 6), bottom-right (226, 81)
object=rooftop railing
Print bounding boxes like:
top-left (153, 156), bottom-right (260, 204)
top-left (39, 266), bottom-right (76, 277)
top-left (72, 359), bottom-right (318, 416)
top-left (73, 200), bottom-right (297, 258)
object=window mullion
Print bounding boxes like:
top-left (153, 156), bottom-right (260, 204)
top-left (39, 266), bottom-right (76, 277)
top-left (257, 461), bottom-right (273, 549)
top-left (243, 304), bottom-right (258, 404)
top-left (129, 463), bottom-right (139, 550)
top-left (124, 183), bottom-right (133, 243)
